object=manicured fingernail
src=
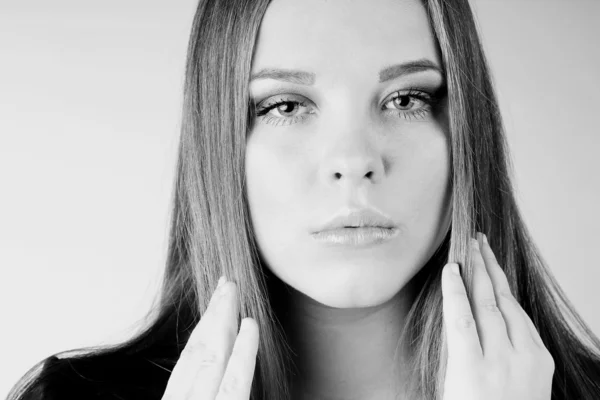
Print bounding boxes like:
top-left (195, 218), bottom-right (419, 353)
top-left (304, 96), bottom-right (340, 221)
top-left (217, 275), bottom-right (226, 288)
top-left (448, 263), bottom-right (460, 276)
top-left (483, 234), bottom-right (488, 244)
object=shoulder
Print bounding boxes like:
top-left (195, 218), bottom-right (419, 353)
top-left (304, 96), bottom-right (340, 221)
top-left (14, 352), bottom-right (172, 400)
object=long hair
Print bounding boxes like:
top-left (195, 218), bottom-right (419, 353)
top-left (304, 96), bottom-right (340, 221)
top-left (9, 0), bottom-right (600, 399)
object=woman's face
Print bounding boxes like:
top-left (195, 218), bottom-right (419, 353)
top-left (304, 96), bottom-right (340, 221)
top-left (245, 0), bottom-right (451, 308)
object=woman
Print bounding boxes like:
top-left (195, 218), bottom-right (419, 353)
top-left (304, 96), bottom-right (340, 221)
top-left (8, 0), bottom-right (600, 399)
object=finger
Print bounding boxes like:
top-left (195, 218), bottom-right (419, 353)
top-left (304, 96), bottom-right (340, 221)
top-left (478, 233), bottom-right (537, 351)
top-left (163, 278), bottom-right (240, 400)
top-left (190, 281), bottom-right (241, 400)
top-left (470, 236), bottom-right (512, 359)
top-left (441, 262), bottom-right (483, 363)
top-left (162, 276), bottom-right (228, 399)
top-left (216, 318), bottom-right (260, 400)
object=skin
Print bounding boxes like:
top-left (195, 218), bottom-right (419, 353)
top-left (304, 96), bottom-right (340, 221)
top-left (245, 0), bottom-right (451, 398)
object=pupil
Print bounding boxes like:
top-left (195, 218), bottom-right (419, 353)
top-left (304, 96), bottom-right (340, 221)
top-left (279, 102), bottom-right (295, 114)
top-left (396, 96), bottom-right (410, 108)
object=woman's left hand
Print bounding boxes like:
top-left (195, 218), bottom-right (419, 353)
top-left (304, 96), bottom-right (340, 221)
top-left (441, 232), bottom-right (555, 400)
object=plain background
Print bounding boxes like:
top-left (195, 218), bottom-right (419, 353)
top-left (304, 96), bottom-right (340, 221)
top-left (1, 0), bottom-right (599, 397)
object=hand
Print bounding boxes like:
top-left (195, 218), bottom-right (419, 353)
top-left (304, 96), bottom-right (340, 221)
top-left (161, 277), bottom-right (259, 399)
top-left (441, 233), bottom-right (554, 400)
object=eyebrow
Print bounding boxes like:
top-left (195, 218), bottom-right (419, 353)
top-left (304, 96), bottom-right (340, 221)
top-left (250, 58), bottom-right (443, 86)
top-left (250, 68), bottom-right (316, 85)
top-left (378, 59), bottom-right (443, 82)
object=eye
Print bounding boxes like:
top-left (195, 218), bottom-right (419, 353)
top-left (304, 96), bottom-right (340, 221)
top-left (382, 89), bottom-right (437, 121)
top-left (388, 95), bottom-right (419, 110)
top-left (255, 96), bottom-right (315, 127)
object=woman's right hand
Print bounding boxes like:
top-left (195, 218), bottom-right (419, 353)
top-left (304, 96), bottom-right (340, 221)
top-left (161, 276), bottom-right (259, 399)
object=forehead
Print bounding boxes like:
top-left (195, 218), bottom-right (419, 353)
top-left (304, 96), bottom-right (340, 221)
top-left (251, 0), bottom-right (440, 81)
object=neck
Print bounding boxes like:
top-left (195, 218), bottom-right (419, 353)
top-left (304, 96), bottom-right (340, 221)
top-left (277, 277), bottom-right (420, 400)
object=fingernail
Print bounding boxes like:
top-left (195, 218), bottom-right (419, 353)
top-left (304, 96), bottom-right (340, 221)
top-left (471, 237), bottom-right (479, 249)
top-left (483, 233), bottom-right (488, 244)
top-left (240, 318), bottom-right (252, 332)
top-left (448, 263), bottom-right (460, 276)
top-left (217, 275), bottom-right (226, 288)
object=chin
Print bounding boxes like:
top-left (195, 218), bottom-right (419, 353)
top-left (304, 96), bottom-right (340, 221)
top-left (286, 258), bottom-right (410, 309)
top-left (304, 284), bottom-right (398, 309)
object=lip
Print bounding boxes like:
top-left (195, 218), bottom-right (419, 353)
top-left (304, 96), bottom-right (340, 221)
top-left (311, 226), bottom-right (399, 246)
top-left (311, 207), bottom-right (399, 246)
top-left (314, 208), bottom-right (397, 231)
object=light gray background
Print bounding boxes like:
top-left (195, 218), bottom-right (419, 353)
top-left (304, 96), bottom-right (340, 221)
top-left (1, 1), bottom-right (599, 397)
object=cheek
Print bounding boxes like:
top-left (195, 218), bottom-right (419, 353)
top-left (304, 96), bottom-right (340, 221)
top-left (381, 125), bottom-right (451, 221)
top-left (402, 136), bottom-right (450, 215)
top-left (245, 135), bottom-right (306, 245)
top-left (408, 136), bottom-right (452, 244)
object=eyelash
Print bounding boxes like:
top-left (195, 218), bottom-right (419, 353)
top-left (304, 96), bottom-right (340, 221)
top-left (255, 97), bottom-right (313, 127)
top-left (254, 89), bottom-right (442, 127)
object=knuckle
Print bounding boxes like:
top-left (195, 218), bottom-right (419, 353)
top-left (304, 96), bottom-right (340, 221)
top-left (446, 290), bottom-right (467, 302)
top-left (541, 350), bottom-right (556, 371)
top-left (220, 375), bottom-right (241, 395)
top-left (498, 290), bottom-right (519, 306)
top-left (495, 297), bottom-right (514, 312)
top-left (198, 348), bottom-right (221, 367)
top-left (184, 340), bottom-right (222, 367)
top-left (456, 314), bottom-right (476, 329)
top-left (478, 297), bottom-right (501, 313)
top-left (498, 289), bottom-right (513, 301)
top-left (518, 347), bottom-right (555, 372)
top-left (183, 338), bottom-right (206, 355)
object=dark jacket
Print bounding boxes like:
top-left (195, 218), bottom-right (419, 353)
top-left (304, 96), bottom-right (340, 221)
top-left (18, 353), bottom-right (172, 400)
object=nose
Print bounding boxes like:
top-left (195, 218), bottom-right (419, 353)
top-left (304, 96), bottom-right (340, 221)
top-left (320, 132), bottom-right (385, 187)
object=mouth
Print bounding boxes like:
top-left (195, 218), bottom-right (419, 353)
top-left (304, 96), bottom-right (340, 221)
top-left (317, 208), bottom-right (396, 231)
top-left (311, 226), bottom-right (399, 246)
